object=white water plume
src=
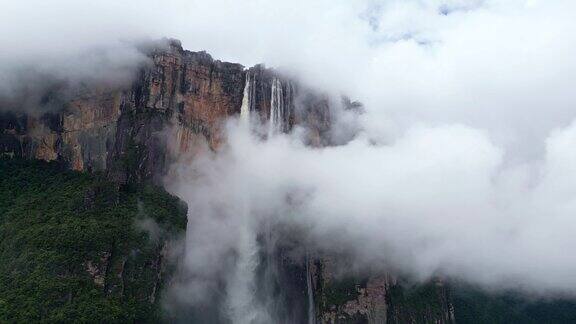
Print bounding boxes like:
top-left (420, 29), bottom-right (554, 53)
top-left (240, 71), bottom-right (255, 125)
top-left (224, 224), bottom-right (269, 324)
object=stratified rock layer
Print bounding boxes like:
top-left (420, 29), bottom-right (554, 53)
top-left (0, 39), bottom-right (331, 183)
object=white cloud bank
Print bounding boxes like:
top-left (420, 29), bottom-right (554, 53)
top-left (168, 118), bottom-right (576, 297)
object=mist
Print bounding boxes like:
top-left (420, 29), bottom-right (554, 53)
top-left (166, 115), bottom-right (576, 296)
top-left (158, 0), bottom-right (576, 302)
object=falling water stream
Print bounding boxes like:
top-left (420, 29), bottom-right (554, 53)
top-left (269, 77), bottom-right (284, 135)
top-left (227, 73), bottom-right (306, 323)
top-left (306, 254), bottom-right (316, 324)
top-left (240, 71), bottom-right (254, 123)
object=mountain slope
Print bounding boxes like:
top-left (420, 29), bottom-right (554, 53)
top-left (0, 158), bottom-right (186, 323)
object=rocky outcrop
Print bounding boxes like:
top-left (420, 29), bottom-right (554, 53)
top-left (310, 256), bottom-right (455, 324)
top-left (0, 39), bottom-right (332, 183)
top-left (84, 251), bottom-right (112, 287)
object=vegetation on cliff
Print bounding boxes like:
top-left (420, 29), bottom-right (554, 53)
top-left (452, 283), bottom-right (576, 324)
top-left (0, 158), bottom-right (187, 323)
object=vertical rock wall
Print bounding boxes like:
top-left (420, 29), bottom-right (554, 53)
top-left (0, 39), bottom-right (331, 183)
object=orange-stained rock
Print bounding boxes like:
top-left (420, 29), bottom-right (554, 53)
top-left (0, 39), bottom-right (331, 183)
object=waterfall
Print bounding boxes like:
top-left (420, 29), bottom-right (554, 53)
top-left (240, 71), bottom-right (254, 125)
top-left (224, 191), bottom-right (272, 324)
top-left (226, 224), bottom-right (271, 324)
top-left (269, 77), bottom-right (284, 135)
top-left (306, 255), bottom-right (316, 324)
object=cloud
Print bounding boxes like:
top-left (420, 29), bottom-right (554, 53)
top-left (0, 1), bottom-right (160, 112)
top-left (167, 117), bottom-right (576, 299)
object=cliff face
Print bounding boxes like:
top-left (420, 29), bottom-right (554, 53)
top-left (0, 40), bottom-right (455, 323)
top-left (0, 39), bottom-right (331, 183)
top-left (308, 256), bottom-right (455, 324)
